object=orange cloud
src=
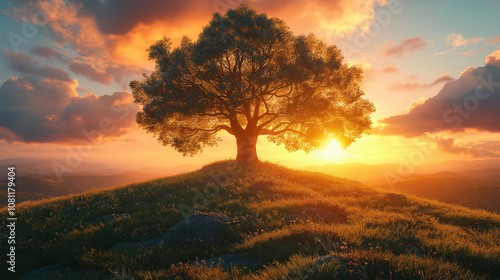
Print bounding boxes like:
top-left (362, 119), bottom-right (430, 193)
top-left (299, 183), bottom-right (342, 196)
top-left (250, 0), bottom-right (389, 38)
top-left (486, 50), bottom-right (500, 67)
top-left (10, 0), bottom-right (390, 69)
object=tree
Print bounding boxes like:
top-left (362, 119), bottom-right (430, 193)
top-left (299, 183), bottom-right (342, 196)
top-left (131, 5), bottom-right (375, 162)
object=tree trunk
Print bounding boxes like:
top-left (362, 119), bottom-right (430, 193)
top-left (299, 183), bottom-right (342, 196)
top-left (236, 133), bottom-right (259, 162)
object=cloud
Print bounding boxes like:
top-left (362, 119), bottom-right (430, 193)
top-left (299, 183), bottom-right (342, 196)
top-left (2, 49), bottom-right (71, 81)
top-left (30, 45), bottom-right (144, 86)
top-left (382, 65), bottom-right (399, 73)
top-left (434, 137), bottom-right (500, 158)
top-left (445, 33), bottom-right (483, 48)
top-left (457, 49), bottom-right (484, 56)
top-left (486, 35), bottom-right (500, 45)
top-left (486, 50), bottom-right (500, 67)
top-left (0, 77), bottom-right (139, 144)
top-left (31, 45), bottom-right (70, 63)
top-left (433, 49), bottom-right (452, 56)
top-left (250, 0), bottom-right (389, 37)
top-left (72, 0), bottom-right (389, 37)
top-left (72, 0), bottom-right (215, 36)
top-left (430, 73), bottom-right (454, 85)
top-left (434, 33), bottom-right (483, 56)
top-left (406, 97), bottom-right (428, 112)
top-left (9, 1), bottom-right (146, 83)
top-left (382, 37), bottom-right (427, 58)
top-left (387, 73), bottom-right (454, 92)
top-left (67, 60), bottom-right (142, 86)
top-left (0, 127), bottom-right (20, 143)
top-left (10, 0), bottom-right (389, 67)
top-left (377, 51), bottom-right (500, 137)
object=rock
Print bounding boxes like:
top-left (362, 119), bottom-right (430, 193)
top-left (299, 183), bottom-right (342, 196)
top-left (94, 213), bottom-right (131, 223)
top-left (20, 263), bottom-right (98, 280)
top-left (194, 253), bottom-right (259, 269)
top-left (62, 207), bottom-right (77, 214)
top-left (385, 193), bottom-right (409, 206)
top-left (408, 245), bottom-right (425, 255)
top-left (317, 254), bottom-right (343, 264)
top-left (416, 207), bottom-right (431, 214)
top-left (162, 213), bottom-right (233, 246)
top-left (109, 212), bottom-right (233, 251)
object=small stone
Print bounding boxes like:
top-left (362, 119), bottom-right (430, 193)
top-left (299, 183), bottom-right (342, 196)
top-left (194, 253), bottom-right (258, 269)
top-left (162, 213), bottom-right (233, 247)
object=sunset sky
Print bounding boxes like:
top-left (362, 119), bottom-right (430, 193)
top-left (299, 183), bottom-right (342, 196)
top-left (0, 0), bottom-right (499, 170)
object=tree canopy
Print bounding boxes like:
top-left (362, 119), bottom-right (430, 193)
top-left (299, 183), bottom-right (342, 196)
top-left (131, 5), bottom-right (375, 162)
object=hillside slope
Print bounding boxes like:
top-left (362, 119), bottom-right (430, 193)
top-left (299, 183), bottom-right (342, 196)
top-left (1, 162), bottom-right (499, 280)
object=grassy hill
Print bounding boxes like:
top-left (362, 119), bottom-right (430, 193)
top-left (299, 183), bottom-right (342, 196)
top-left (1, 162), bottom-right (499, 280)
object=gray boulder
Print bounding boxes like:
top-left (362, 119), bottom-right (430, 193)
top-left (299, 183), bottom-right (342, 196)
top-left (110, 212), bottom-right (233, 251)
top-left (162, 213), bottom-right (234, 246)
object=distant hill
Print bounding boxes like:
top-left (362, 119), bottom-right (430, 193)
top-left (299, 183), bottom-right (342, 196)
top-left (307, 159), bottom-right (500, 185)
top-left (1, 162), bottom-right (498, 279)
top-left (439, 186), bottom-right (500, 213)
top-left (308, 161), bottom-right (500, 213)
top-left (375, 168), bottom-right (500, 213)
top-left (0, 157), bottom-right (198, 206)
top-left (0, 157), bottom-right (124, 177)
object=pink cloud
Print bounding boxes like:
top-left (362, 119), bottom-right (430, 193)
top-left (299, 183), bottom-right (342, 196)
top-left (486, 35), bottom-right (500, 45)
top-left (434, 137), bottom-right (500, 158)
top-left (377, 51), bottom-right (500, 137)
top-left (383, 37), bottom-right (427, 58)
top-left (0, 77), bottom-right (139, 144)
top-left (2, 49), bottom-right (71, 81)
top-left (387, 73), bottom-right (454, 92)
top-left (382, 65), bottom-right (399, 73)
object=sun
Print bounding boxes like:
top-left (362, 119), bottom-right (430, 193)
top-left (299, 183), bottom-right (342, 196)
top-left (317, 139), bottom-right (348, 161)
